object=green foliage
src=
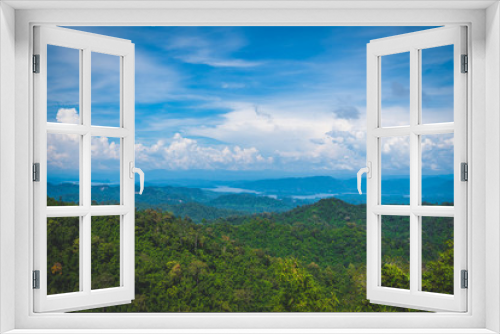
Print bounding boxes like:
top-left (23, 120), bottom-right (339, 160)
top-left (91, 216), bottom-right (120, 290)
top-left (209, 193), bottom-right (293, 213)
top-left (382, 259), bottom-right (410, 290)
top-left (46, 215), bottom-right (79, 295)
top-left (45, 196), bottom-right (455, 312)
top-left (422, 240), bottom-right (454, 294)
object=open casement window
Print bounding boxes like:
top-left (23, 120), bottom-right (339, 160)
top-left (33, 26), bottom-right (140, 312)
top-left (364, 26), bottom-right (467, 312)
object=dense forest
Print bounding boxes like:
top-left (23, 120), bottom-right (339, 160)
top-left (46, 195), bottom-right (454, 312)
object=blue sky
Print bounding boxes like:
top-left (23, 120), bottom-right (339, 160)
top-left (46, 26), bottom-right (454, 183)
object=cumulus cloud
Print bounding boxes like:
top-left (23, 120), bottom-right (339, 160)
top-left (422, 134), bottom-right (454, 173)
top-left (183, 102), bottom-right (367, 172)
top-left (56, 108), bottom-right (79, 124)
top-left (380, 136), bottom-right (411, 174)
top-left (380, 106), bottom-right (410, 127)
top-left (135, 133), bottom-right (273, 170)
top-left (47, 108), bottom-right (121, 174)
top-left (47, 133), bottom-right (80, 170)
top-left (91, 137), bottom-right (120, 160)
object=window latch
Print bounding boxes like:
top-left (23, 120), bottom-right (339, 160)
top-left (357, 162), bottom-right (372, 195)
top-left (129, 161), bottom-right (145, 195)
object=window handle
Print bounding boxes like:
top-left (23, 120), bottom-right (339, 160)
top-left (129, 162), bottom-right (145, 195)
top-left (357, 162), bottom-right (372, 195)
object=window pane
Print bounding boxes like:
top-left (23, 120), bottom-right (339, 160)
top-left (381, 136), bottom-right (410, 205)
top-left (381, 215), bottom-right (410, 290)
top-left (47, 133), bottom-right (80, 206)
top-left (92, 52), bottom-right (121, 127)
top-left (47, 45), bottom-right (80, 124)
top-left (421, 134), bottom-right (454, 206)
top-left (421, 45), bottom-right (454, 124)
top-left (421, 217), bottom-right (454, 294)
top-left (47, 217), bottom-right (80, 295)
top-left (381, 52), bottom-right (410, 127)
top-left (91, 137), bottom-right (121, 205)
top-left (91, 216), bottom-right (120, 290)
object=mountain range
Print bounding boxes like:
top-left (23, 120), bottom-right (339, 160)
top-left (48, 175), bottom-right (453, 223)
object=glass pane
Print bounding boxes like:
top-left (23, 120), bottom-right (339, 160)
top-left (421, 217), bottom-right (454, 294)
top-left (421, 134), bottom-right (454, 206)
top-left (92, 52), bottom-right (121, 127)
top-left (381, 215), bottom-right (410, 290)
top-left (91, 137), bottom-right (121, 205)
top-left (47, 133), bottom-right (80, 206)
top-left (91, 216), bottom-right (120, 290)
top-left (47, 45), bottom-right (80, 124)
top-left (381, 136), bottom-right (410, 205)
top-left (47, 217), bottom-right (80, 295)
top-left (421, 45), bottom-right (454, 124)
top-left (381, 52), bottom-right (410, 127)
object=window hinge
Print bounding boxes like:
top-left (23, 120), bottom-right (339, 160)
top-left (461, 162), bottom-right (468, 181)
top-left (33, 54), bottom-right (40, 73)
top-left (33, 270), bottom-right (40, 289)
top-left (461, 54), bottom-right (468, 73)
top-left (33, 163), bottom-right (40, 182)
top-left (461, 270), bottom-right (468, 289)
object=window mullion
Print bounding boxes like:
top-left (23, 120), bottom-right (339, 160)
top-left (82, 47), bottom-right (92, 294)
top-left (409, 47), bottom-right (421, 294)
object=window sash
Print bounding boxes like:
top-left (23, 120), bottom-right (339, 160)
top-left (33, 25), bottom-right (136, 313)
top-left (366, 26), bottom-right (468, 312)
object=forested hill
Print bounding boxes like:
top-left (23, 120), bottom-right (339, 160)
top-left (217, 196), bottom-right (366, 226)
top-left (47, 196), bottom-right (454, 313)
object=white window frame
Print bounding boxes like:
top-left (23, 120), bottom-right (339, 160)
top-left (365, 26), bottom-right (468, 312)
top-left (33, 25), bottom-right (136, 313)
top-left (1, 1), bottom-right (499, 333)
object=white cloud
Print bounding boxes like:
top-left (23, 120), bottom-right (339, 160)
top-left (421, 134), bottom-right (454, 173)
top-left (165, 30), bottom-right (262, 68)
top-left (135, 133), bottom-right (273, 170)
top-left (135, 54), bottom-right (183, 104)
top-left (182, 102), bottom-right (367, 172)
top-left (379, 106), bottom-right (410, 127)
top-left (91, 137), bottom-right (120, 160)
top-left (182, 56), bottom-right (261, 68)
top-left (48, 109), bottom-right (121, 172)
top-left (381, 136), bottom-right (410, 171)
top-left (56, 108), bottom-right (79, 124)
top-left (47, 133), bottom-right (80, 170)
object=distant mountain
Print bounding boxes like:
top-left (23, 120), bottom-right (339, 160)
top-left (233, 176), bottom-right (349, 196)
top-left (133, 185), bottom-right (218, 205)
top-left (47, 174), bottom-right (454, 219)
top-left (208, 193), bottom-right (298, 213)
top-left (47, 183), bottom-right (79, 203)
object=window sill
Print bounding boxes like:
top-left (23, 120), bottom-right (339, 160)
top-left (4, 329), bottom-right (497, 334)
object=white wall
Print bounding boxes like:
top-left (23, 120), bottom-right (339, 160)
top-left (0, 2), bottom-right (16, 333)
top-left (486, 2), bottom-right (500, 333)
